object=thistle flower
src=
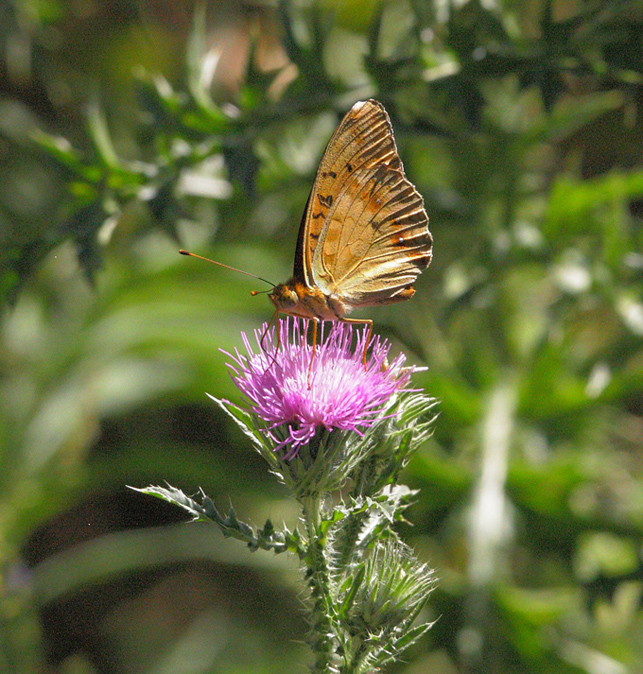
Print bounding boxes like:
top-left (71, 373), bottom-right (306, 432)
top-left (221, 318), bottom-right (414, 457)
top-left (141, 315), bottom-right (437, 674)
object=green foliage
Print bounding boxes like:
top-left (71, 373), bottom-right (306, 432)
top-left (1, 0), bottom-right (643, 672)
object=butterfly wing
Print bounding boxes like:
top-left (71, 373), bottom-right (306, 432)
top-left (294, 100), bottom-right (403, 286)
top-left (304, 102), bottom-right (432, 308)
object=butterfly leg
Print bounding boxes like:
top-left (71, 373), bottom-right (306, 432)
top-left (306, 318), bottom-right (320, 389)
top-left (260, 309), bottom-right (281, 353)
top-left (339, 317), bottom-right (373, 368)
top-left (259, 310), bottom-right (283, 375)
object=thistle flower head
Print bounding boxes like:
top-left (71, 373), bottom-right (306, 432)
top-left (221, 318), bottom-right (415, 458)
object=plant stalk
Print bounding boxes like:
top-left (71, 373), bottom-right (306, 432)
top-left (302, 495), bottom-right (341, 674)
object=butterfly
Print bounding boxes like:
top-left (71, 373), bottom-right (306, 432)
top-left (181, 99), bottom-right (432, 354)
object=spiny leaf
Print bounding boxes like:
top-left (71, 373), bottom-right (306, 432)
top-left (132, 484), bottom-right (302, 555)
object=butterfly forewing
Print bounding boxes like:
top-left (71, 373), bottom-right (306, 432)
top-left (296, 100), bottom-right (403, 286)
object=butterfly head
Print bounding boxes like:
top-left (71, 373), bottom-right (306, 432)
top-left (269, 278), bottom-right (348, 322)
top-left (268, 282), bottom-right (299, 312)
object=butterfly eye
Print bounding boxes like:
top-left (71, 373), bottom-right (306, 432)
top-left (270, 284), bottom-right (299, 310)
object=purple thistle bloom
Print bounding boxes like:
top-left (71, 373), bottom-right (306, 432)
top-left (221, 318), bottom-right (415, 457)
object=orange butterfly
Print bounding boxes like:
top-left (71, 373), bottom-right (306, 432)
top-left (182, 99), bottom-right (432, 351)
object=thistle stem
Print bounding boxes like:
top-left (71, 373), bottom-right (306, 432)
top-left (302, 496), bottom-right (340, 674)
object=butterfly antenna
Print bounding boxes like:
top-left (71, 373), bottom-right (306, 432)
top-left (179, 249), bottom-right (275, 288)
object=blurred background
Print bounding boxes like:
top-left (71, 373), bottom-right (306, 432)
top-left (2, 0), bottom-right (643, 672)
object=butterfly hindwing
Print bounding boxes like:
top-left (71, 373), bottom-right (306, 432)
top-left (313, 162), bottom-right (431, 306)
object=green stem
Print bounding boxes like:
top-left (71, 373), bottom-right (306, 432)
top-left (302, 496), bottom-right (340, 674)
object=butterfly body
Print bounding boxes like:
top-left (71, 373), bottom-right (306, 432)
top-left (269, 275), bottom-right (417, 322)
top-left (269, 279), bottom-right (346, 321)
top-left (270, 99), bottom-right (432, 326)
